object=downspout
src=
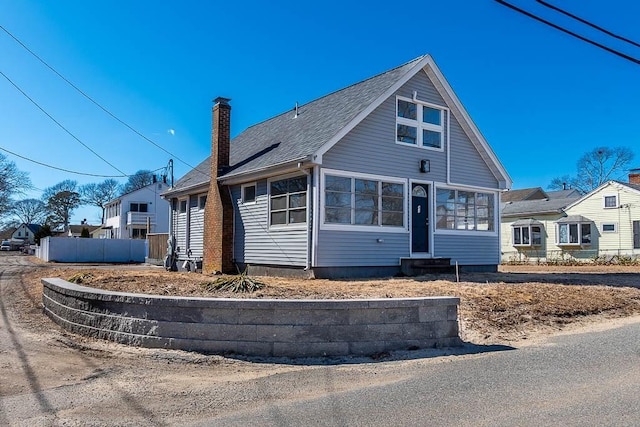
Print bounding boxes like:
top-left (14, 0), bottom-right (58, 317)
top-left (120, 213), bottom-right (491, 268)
top-left (298, 162), bottom-right (313, 271)
top-left (446, 109), bottom-right (451, 185)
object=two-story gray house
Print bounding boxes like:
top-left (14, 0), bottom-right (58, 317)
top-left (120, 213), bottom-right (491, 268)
top-left (163, 55), bottom-right (512, 278)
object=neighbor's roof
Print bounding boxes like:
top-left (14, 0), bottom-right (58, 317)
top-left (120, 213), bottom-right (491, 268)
top-left (501, 194), bottom-right (581, 217)
top-left (68, 224), bottom-right (101, 234)
top-left (501, 187), bottom-right (547, 203)
top-left (167, 55), bottom-right (511, 195)
top-left (24, 223), bottom-right (41, 234)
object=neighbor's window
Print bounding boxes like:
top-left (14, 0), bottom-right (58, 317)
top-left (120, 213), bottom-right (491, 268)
top-left (513, 225), bottom-right (542, 246)
top-left (602, 223), bottom-right (616, 233)
top-left (603, 195), bottom-right (617, 208)
top-left (435, 189), bottom-right (495, 231)
top-left (396, 97), bottom-right (444, 150)
top-left (324, 173), bottom-right (404, 228)
top-left (131, 228), bottom-right (147, 239)
top-left (129, 203), bottom-right (148, 212)
top-left (242, 183), bottom-right (256, 204)
top-left (269, 176), bottom-right (307, 226)
top-left (557, 222), bottom-right (591, 245)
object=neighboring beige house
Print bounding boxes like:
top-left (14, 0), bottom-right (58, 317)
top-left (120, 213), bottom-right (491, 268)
top-left (501, 188), bottom-right (581, 262)
top-left (501, 169), bottom-right (640, 262)
top-left (66, 224), bottom-right (101, 238)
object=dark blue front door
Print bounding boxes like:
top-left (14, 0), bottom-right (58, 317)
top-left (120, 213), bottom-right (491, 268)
top-left (411, 184), bottom-right (429, 253)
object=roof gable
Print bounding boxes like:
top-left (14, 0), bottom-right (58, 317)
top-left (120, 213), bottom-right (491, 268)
top-left (169, 55), bottom-right (511, 192)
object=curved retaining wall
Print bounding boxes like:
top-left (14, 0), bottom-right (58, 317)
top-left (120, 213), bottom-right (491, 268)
top-left (42, 278), bottom-right (461, 357)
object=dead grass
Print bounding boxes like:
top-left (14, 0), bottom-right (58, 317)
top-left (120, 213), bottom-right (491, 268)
top-left (24, 264), bottom-right (640, 344)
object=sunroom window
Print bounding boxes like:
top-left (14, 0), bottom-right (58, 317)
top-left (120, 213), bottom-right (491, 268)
top-left (396, 98), bottom-right (444, 150)
top-left (324, 173), bottom-right (404, 228)
top-left (435, 188), bottom-right (495, 231)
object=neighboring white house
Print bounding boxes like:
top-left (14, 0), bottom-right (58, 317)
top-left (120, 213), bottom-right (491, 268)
top-left (11, 223), bottom-right (41, 245)
top-left (103, 182), bottom-right (170, 239)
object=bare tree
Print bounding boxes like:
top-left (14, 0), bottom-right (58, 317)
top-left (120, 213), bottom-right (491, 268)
top-left (80, 179), bottom-right (120, 223)
top-left (12, 198), bottom-right (47, 225)
top-left (549, 146), bottom-right (635, 193)
top-left (121, 170), bottom-right (155, 194)
top-left (42, 180), bottom-right (82, 231)
top-left (0, 153), bottom-right (31, 221)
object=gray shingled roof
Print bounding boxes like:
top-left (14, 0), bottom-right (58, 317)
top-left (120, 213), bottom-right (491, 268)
top-left (168, 56), bottom-right (426, 193)
top-left (501, 195), bottom-right (580, 217)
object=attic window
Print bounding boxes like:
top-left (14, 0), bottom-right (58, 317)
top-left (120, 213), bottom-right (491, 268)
top-left (396, 97), bottom-right (444, 150)
top-left (242, 183), bottom-right (256, 204)
top-left (603, 195), bottom-right (617, 208)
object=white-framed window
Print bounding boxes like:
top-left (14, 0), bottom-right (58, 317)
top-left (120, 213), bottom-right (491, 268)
top-left (557, 222), bottom-right (591, 245)
top-left (602, 223), bottom-right (617, 233)
top-left (603, 194), bottom-right (618, 208)
top-left (396, 96), bottom-right (445, 150)
top-left (513, 225), bottom-right (543, 246)
top-left (199, 195), bottom-right (207, 210)
top-left (435, 188), bottom-right (495, 232)
top-left (179, 199), bottom-right (187, 214)
top-left (242, 183), bottom-right (257, 204)
top-left (269, 175), bottom-right (307, 227)
top-left (322, 170), bottom-right (405, 230)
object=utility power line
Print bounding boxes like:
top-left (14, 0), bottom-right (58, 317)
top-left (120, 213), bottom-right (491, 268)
top-left (0, 24), bottom-right (204, 176)
top-left (536, 0), bottom-right (640, 49)
top-left (495, 0), bottom-right (640, 65)
top-left (1, 70), bottom-right (129, 176)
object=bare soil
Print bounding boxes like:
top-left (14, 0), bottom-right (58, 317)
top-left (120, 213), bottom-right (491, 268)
top-left (24, 262), bottom-right (640, 344)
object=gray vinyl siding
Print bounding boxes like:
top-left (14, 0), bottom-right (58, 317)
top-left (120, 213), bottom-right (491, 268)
top-left (316, 231), bottom-right (409, 267)
top-left (173, 202), bottom-right (187, 257)
top-left (433, 233), bottom-right (500, 265)
top-left (188, 193), bottom-right (205, 258)
top-left (317, 69), bottom-right (500, 268)
top-left (233, 180), bottom-right (308, 267)
top-left (448, 113), bottom-right (498, 188)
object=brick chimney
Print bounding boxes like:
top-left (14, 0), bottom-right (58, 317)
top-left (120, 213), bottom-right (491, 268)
top-left (203, 97), bottom-right (234, 274)
top-left (629, 168), bottom-right (640, 185)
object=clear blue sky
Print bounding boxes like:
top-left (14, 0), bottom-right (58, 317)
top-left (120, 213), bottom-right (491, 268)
top-left (2, 0), bottom-right (640, 224)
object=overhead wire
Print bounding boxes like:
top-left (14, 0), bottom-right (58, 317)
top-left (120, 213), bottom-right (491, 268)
top-left (0, 24), bottom-right (204, 176)
top-left (0, 70), bottom-right (130, 176)
top-left (0, 145), bottom-right (127, 177)
top-left (494, 0), bottom-right (640, 65)
top-left (536, 0), bottom-right (640, 49)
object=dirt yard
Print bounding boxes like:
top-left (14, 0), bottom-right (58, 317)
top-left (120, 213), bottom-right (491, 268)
top-left (24, 262), bottom-right (640, 344)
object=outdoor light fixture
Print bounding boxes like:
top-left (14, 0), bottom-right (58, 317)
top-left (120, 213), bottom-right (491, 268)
top-left (419, 159), bottom-right (430, 173)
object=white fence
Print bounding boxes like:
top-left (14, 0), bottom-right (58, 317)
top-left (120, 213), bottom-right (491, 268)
top-left (37, 237), bottom-right (147, 263)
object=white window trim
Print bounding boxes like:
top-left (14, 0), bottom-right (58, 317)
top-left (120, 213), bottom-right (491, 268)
top-left (395, 95), bottom-right (447, 152)
top-left (512, 225), bottom-right (543, 247)
top-left (320, 168), bottom-right (408, 233)
top-left (434, 185), bottom-right (498, 236)
top-left (198, 195), bottom-right (207, 210)
top-left (555, 222), bottom-right (592, 246)
top-left (241, 182), bottom-right (257, 204)
top-left (603, 194), bottom-right (618, 209)
top-left (178, 198), bottom-right (188, 214)
top-left (267, 173), bottom-right (308, 230)
top-left (601, 222), bottom-right (617, 233)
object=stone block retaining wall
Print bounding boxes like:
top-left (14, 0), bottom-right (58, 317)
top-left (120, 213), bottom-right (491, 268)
top-left (42, 278), bottom-right (461, 357)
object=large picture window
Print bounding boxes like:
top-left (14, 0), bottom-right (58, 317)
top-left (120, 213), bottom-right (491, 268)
top-left (435, 188), bottom-right (495, 231)
top-left (396, 97), bottom-right (444, 150)
top-left (324, 173), bottom-right (404, 228)
top-left (269, 176), bottom-right (307, 226)
top-left (557, 223), bottom-right (591, 245)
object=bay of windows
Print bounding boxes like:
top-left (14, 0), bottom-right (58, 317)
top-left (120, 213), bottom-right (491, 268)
top-left (557, 223), bottom-right (591, 245)
top-left (396, 98), bottom-right (444, 150)
top-left (435, 189), bottom-right (494, 231)
top-left (513, 225), bottom-right (542, 246)
top-left (270, 176), bottom-right (307, 226)
top-left (324, 174), bottom-right (404, 227)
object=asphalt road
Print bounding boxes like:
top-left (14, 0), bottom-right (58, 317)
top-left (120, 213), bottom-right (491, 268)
top-left (1, 252), bottom-right (639, 426)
